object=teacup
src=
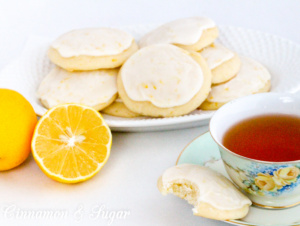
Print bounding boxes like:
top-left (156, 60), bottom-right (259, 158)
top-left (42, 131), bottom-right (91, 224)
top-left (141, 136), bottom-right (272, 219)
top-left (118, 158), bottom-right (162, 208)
top-left (210, 93), bottom-right (300, 209)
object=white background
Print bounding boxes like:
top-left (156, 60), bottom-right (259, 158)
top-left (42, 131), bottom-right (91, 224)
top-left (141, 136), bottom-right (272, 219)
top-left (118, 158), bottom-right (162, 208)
top-left (0, 0), bottom-right (299, 225)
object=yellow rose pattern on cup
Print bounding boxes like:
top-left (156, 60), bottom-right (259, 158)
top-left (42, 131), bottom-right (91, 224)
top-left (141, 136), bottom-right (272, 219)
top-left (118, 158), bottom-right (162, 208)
top-left (255, 173), bottom-right (276, 191)
top-left (224, 163), bottom-right (300, 196)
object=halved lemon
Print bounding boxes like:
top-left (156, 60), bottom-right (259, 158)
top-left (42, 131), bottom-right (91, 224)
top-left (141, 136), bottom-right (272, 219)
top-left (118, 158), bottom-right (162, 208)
top-left (31, 104), bottom-right (112, 183)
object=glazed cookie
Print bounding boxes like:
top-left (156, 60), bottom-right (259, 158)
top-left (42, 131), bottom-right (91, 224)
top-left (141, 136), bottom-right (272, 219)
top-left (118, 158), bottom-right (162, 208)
top-left (37, 66), bottom-right (118, 111)
top-left (118, 44), bottom-right (212, 117)
top-left (139, 17), bottom-right (218, 51)
top-left (200, 43), bottom-right (241, 84)
top-left (158, 164), bottom-right (251, 221)
top-left (200, 56), bottom-right (271, 110)
top-left (102, 97), bottom-right (140, 118)
top-left (48, 28), bottom-right (138, 71)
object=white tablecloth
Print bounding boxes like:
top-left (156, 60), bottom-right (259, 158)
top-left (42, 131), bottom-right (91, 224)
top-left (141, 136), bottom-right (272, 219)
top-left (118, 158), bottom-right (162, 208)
top-left (0, 1), bottom-right (299, 225)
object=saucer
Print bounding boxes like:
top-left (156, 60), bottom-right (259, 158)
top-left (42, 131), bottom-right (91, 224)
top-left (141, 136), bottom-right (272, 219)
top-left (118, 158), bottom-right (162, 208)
top-left (176, 132), bottom-right (300, 226)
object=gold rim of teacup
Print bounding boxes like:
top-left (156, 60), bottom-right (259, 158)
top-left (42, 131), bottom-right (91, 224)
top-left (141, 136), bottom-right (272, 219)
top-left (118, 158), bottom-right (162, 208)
top-left (251, 201), bottom-right (300, 210)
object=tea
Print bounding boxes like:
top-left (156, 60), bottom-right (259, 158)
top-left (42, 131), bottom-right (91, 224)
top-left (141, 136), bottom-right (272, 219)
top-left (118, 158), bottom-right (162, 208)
top-left (223, 114), bottom-right (300, 162)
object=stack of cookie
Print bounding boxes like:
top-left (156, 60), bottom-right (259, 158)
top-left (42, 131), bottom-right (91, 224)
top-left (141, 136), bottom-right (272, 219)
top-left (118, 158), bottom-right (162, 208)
top-left (37, 17), bottom-right (271, 118)
top-left (199, 46), bottom-right (271, 110)
top-left (38, 28), bottom-right (138, 114)
top-left (137, 17), bottom-right (271, 112)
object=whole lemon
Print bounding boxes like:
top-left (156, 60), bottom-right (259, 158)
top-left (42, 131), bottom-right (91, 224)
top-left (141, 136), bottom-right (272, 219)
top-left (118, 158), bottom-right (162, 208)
top-left (0, 89), bottom-right (37, 171)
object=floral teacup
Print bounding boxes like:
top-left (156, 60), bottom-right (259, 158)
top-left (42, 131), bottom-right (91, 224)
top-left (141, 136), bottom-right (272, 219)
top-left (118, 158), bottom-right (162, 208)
top-left (210, 93), bottom-right (300, 209)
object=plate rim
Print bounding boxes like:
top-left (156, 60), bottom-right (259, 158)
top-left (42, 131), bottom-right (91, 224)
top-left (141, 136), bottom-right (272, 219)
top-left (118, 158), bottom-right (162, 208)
top-left (1, 25), bottom-right (300, 131)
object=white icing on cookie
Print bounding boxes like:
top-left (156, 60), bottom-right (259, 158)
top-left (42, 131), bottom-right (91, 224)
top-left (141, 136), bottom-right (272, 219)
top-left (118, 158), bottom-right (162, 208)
top-left (162, 164), bottom-right (251, 211)
top-left (200, 43), bottom-right (235, 69)
top-left (139, 17), bottom-right (216, 47)
top-left (207, 56), bottom-right (271, 103)
top-left (121, 44), bottom-right (203, 108)
top-left (37, 66), bottom-right (117, 108)
top-left (51, 28), bottom-right (134, 57)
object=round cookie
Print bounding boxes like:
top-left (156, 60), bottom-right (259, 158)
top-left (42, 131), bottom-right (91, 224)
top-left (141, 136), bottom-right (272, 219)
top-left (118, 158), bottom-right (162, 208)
top-left (37, 66), bottom-right (118, 111)
top-left (48, 28), bottom-right (138, 71)
top-left (139, 17), bottom-right (218, 51)
top-left (158, 164), bottom-right (251, 221)
top-left (118, 44), bottom-right (212, 117)
top-left (200, 43), bottom-right (241, 84)
top-left (102, 97), bottom-right (140, 118)
top-left (200, 56), bottom-right (271, 110)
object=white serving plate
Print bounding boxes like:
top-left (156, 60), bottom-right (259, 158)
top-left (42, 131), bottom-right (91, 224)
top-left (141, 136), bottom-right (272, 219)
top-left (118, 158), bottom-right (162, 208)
top-left (0, 25), bottom-right (299, 132)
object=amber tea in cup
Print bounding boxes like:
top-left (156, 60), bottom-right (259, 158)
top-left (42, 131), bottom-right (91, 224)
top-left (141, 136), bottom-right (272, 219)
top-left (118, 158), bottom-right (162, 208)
top-left (223, 114), bottom-right (300, 162)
